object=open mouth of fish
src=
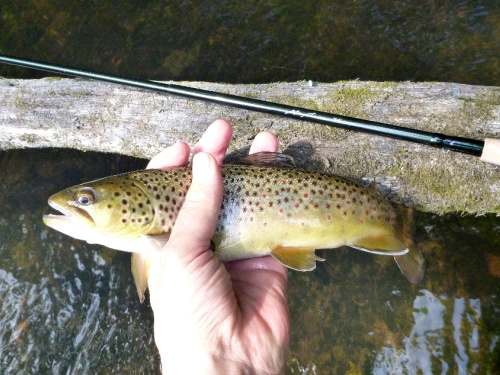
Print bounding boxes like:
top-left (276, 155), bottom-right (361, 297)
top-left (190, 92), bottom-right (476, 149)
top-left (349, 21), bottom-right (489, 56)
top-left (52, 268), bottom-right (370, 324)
top-left (43, 199), bottom-right (95, 228)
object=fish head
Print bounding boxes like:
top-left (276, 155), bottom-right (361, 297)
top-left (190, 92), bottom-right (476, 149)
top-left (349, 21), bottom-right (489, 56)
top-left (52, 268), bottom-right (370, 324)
top-left (43, 175), bottom-right (156, 246)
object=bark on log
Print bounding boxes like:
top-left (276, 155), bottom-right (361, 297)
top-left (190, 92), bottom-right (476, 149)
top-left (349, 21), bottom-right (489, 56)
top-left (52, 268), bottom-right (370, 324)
top-left (1, 78), bottom-right (499, 215)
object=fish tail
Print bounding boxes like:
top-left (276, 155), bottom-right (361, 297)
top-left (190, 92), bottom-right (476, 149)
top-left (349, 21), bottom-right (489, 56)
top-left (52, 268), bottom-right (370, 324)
top-left (393, 205), bottom-right (425, 283)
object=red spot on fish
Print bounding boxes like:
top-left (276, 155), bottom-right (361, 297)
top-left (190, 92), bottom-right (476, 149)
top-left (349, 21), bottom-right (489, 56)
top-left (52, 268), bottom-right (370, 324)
top-left (264, 222), bottom-right (267, 226)
top-left (304, 193), bottom-right (308, 198)
top-left (301, 222), bottom-right (304, 226)
top-left (280, 209), bottom-right (283, 213)
top-left (373, 207), bottom-right (377, 211)
top-left (360, 220), bottom-right (363, 224)
top-left (327, 215), bottom-right (331, 220)
top-left (282, 180), bottom-right (286, 185)
top-left (295, 203), bottom-right (299, 208)
top-left (262, 194), bottom-right (266, 198)
top-left (346, 201), bottom-right (350, 204)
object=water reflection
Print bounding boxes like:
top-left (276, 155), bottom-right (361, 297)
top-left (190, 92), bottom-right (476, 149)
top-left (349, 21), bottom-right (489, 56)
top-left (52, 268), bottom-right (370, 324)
top-left (373, 290), bottom-right (491, 374)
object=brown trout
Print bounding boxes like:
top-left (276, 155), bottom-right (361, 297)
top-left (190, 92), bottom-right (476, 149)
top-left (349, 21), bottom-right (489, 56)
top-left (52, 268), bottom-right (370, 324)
top-left (43, 152), bottom-right (424, 302)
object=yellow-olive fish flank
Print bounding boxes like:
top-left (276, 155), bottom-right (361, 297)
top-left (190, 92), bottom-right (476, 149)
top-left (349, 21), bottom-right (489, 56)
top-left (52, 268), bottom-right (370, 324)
top-left (43, 153), bottom-right (424, 302)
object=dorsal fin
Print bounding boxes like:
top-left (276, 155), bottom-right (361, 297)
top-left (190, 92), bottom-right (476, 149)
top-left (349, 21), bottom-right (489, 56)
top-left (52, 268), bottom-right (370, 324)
top-left (234, 152), bottom-right (295, 168)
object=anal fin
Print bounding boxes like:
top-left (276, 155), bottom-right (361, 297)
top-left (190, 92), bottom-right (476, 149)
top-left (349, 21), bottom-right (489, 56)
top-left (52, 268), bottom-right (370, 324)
top-left (270, 246), bottom-right (324, 271)
top-left (349, 234), bottom-right (408, 256)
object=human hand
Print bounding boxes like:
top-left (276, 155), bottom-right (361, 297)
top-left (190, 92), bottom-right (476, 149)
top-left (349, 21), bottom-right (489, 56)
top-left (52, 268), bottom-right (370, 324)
top-left (147, 119), bottom-right (290, 374)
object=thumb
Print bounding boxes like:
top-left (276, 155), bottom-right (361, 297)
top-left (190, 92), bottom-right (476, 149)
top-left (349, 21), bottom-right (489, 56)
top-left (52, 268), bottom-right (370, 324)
top-left (165, 152), bottom-right (223, 264)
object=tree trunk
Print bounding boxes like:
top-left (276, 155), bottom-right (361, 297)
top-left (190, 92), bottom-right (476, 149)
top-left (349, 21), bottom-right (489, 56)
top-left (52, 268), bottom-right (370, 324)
top-left (1, 78), bottom-right (499, 214)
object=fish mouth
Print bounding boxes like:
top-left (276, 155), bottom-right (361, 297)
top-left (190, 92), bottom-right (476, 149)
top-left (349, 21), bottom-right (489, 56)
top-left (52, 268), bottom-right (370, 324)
top-left (43, 199), bottom-right (95, 228)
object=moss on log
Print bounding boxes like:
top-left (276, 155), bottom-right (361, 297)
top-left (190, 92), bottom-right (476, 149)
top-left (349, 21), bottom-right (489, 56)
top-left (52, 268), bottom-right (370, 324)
top-left (1, 78), bottom-right (499, 214)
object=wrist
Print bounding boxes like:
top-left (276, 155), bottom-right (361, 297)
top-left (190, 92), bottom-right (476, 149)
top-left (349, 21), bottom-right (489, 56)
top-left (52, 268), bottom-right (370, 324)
top-left (160, 353), bottom-right (254, 375)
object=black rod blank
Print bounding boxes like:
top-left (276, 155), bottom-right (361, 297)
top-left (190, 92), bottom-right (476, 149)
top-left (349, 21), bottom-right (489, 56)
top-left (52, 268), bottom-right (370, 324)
top-left (0, 55), bottom-right (484, 156)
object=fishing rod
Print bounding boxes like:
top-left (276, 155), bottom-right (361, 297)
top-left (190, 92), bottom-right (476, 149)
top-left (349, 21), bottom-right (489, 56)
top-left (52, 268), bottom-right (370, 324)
top-left (1, 55), bottom-right (499, 166)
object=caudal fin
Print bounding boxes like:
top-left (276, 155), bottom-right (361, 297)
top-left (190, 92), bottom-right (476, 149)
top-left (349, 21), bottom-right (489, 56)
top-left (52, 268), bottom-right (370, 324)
top-left (393, 205), bottom-right (425, 283)
top-left (394, 245), bottom-right (425, 283)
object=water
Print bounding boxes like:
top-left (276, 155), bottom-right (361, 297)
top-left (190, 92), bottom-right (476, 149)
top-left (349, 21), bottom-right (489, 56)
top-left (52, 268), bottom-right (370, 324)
top-left (1, 1), bottom-right (499, 85)
top-left (1, 0), bottom-right (499, 373)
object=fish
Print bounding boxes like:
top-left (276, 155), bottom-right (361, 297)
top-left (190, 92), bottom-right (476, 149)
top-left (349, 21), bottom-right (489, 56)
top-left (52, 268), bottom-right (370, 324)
top-left (43, 152), bottom-right (424, 302)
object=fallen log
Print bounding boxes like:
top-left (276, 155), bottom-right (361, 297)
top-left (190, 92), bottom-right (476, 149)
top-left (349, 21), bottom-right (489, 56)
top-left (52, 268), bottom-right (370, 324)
top-left (1, 78), bottom-right (499, 214)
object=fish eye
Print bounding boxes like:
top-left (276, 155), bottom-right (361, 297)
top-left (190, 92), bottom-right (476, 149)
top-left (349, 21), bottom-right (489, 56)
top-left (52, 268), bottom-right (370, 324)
top-left (76, 188), bottom-right (96, 205)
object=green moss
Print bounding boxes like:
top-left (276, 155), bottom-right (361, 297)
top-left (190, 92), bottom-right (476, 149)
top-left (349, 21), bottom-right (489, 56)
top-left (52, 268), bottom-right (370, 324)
top-left (429, 88), bottom-right (500, 137)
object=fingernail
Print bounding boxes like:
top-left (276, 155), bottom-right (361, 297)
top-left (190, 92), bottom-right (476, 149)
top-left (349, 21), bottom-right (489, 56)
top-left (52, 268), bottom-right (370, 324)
top-left (192, 152), bottom-right (212, 180)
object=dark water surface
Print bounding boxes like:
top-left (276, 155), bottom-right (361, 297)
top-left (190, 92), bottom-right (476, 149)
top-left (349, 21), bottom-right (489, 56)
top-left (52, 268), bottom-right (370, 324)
top-left (1, 1), bottom-right (499, 85)
top-left (1, 0), bottom-right (500, 374)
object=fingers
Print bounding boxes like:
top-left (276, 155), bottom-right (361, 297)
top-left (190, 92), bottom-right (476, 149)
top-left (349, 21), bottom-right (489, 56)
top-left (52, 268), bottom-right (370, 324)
top-left (249, 131), bottom-right (279, 154)
top-left (193, 119), bottom-right (233, 164)
top-left (166, 152), bottom-right (223, 262)
top-left (147, 141), bottom-right (191, 170)
top-left (147, 119), bottom-right (232, 170)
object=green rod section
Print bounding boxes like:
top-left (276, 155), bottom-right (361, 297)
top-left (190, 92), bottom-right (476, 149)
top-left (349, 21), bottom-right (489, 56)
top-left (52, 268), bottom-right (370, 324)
top-left (0, 55), bottom-right (485, 156)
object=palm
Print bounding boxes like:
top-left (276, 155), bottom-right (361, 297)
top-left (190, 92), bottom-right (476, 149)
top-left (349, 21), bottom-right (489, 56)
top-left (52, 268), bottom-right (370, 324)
top-left (226, 261), bottom-right (289, 371)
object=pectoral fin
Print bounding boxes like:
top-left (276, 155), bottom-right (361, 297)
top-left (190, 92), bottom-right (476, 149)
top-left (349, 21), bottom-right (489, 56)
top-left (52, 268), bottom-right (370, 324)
top-left (349, 234), bottom-right (409, 256)
top-left (271, 246), bottom-right (325, 271)
top-left (131, 253), bottom-right (152, 303)
top-left (131, 234), bottom-right (170, 303)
